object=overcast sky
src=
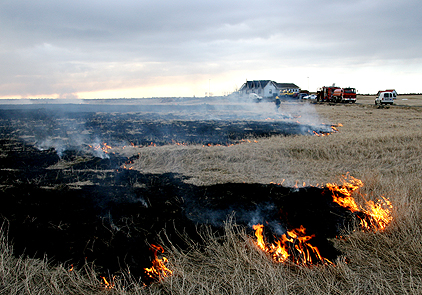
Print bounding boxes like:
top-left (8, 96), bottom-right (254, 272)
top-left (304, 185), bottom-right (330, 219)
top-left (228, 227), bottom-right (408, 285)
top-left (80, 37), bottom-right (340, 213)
top-left (1, 0), bottom-right (421, 98)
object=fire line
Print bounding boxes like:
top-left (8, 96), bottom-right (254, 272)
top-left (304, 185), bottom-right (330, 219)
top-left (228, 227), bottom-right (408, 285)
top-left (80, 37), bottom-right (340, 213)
top-left (252, 174), bottom-right (393, 266)
top-left (144, 174), bottom-right (393, 281)
top-left (326, 174), bottom-right (393, 231)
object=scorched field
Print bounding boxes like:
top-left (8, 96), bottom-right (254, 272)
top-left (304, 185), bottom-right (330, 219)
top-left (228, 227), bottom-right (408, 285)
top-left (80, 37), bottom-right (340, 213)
top-left (1, 96), bottom-right (422, 294)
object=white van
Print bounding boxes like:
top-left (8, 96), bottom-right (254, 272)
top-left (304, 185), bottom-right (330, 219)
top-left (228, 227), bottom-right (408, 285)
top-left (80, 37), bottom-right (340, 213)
top-left (375, 92), bottom-right (395, 105)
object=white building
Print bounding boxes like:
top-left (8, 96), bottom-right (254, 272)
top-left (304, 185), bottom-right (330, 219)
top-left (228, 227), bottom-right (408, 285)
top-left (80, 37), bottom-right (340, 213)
top-left (239, 80), bottom-right (300, 99)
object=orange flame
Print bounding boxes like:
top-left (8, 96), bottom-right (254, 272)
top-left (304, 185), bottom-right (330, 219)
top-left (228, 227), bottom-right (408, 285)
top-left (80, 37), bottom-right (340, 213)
top-left (252, 224), bottom-right (330, 265)
top-left (253, 174), bottom-right (392, 266)
top-left (326, 175), bottom-right (362, 212)
top-left (360, 196), bottom-right (393, 231)
top-left (100, 276), bottom-right (115, 289)
top-left (326, 174), bottom-right (393, 231)
top-left (313, 123), bottom-right (343, 137)
top-left (144, 244), bottom-right (173, 280)
top-left (89, 142), bottom-right (114, 154)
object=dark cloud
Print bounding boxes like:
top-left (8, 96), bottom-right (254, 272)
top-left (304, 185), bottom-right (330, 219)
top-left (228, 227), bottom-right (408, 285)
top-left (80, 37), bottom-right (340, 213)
top-left (1, 0), bottom-right (421, 97)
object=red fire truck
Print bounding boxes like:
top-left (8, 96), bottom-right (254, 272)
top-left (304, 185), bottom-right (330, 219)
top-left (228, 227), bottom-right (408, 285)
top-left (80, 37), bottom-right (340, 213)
top-left (317, 85), bottom-right (356, 103)
top-left (342, 87), bottom-right (357, 103)
top-left (317, 85), bottom-right (340, 102)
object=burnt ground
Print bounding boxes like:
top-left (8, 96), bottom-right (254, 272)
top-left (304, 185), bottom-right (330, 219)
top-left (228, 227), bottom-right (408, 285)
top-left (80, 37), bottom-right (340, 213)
top-left (0, 105), bottom-right (357, 283)
top-left (0, 107), bottom-right (332, 148)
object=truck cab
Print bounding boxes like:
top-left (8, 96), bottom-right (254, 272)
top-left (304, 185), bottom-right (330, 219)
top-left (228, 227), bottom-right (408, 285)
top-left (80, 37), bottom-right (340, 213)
top-left (375, 92), bottom-right (394, 105)
top-left (343, 88), bottom-right (357, 103)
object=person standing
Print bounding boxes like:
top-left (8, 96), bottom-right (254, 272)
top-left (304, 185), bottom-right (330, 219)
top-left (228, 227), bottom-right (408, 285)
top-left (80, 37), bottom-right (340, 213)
top-left (275, 96), bottom-right (281, 110)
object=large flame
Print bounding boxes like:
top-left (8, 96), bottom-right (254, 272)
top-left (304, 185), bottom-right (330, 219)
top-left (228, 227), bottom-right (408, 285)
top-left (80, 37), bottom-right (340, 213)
top-left (253, 174), bottom-right (393, 266)
top-left (326, 175), bottom-right (362, 212)
top-left (252, 224), bottom-right (331, 265)
top-left (144, 244), bottom-right (173, 280)
top-left (143, 175), bottom-right (392, 280)
top-left (326, 174), bottom-right (393, 230)
top-left (360, 196), bottom-right (393, 230)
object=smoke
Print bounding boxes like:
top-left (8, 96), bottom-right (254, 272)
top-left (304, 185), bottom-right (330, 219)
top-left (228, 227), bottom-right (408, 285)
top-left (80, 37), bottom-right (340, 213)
top-left (88, 138), bottom-right (111, 159)
top-left (3, 96), bottom-right (333, 159)
top-left (185, 201), bottom-right (286, 237)
top-left (33, 122), bottom-right (115, 159)
top-left (180, 96), bottom-right (331, 134)
top-left (35, 138), bottom-right (67, 157)
top-left (245, 202), bottom-right (286, 236)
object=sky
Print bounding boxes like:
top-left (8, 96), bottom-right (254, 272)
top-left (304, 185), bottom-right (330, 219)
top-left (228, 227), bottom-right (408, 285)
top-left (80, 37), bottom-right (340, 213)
top-left (1, 0), bottom-right (422, 99)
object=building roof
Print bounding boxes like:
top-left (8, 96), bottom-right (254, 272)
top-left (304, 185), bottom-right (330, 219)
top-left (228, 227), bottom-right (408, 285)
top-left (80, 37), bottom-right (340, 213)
top-left (274, 82), bottom-right (300, 89)
top-left (240, 80), bottom-right (272, 90)
top-left (240, 80), bottom-right (300, 91)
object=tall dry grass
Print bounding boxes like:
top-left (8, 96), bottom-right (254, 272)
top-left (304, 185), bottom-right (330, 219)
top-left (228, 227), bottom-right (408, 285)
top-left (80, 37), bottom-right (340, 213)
top-left (155, 214), bottom-right (422, 295)
top-left (0, 224), bottom-right (103, 295)
top-left (2, 102), bottom-right (422, 294)
top-left (129, 103), bottom-right (422, 189)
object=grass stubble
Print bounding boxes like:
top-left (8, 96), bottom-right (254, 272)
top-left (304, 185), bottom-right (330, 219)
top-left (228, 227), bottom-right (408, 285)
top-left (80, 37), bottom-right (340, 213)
top-left (2, 99), bottom-right (422, 294)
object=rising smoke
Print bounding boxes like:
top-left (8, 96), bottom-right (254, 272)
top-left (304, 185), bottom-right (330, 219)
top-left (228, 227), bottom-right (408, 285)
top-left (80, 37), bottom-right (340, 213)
top-left (1, 96), bottom-right (332, 158)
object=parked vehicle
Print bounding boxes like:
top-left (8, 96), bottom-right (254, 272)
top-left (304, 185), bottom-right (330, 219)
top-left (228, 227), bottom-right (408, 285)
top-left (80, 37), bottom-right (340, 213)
top-left (317, 85), bottom-right (340, 102)
top-left (377, 89), bottom-right (397, 100)
top-left (375, 91), bottom-right (394, 105)
top-left (317, 85), bottom-right (356, 103)
top-left (249, 93), bottom-right (263, 102)
top-left (332, 88), bottom-right (344, 102)
top-left (303, 94), bottom-right (317, 100)
top-left (298, 93), bottom-right (309, 99)
top-left (342, 87), bottom-right (357, 103)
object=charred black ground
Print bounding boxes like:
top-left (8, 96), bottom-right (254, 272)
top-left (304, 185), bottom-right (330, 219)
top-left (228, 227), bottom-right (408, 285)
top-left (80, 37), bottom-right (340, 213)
top-left (0, 106), bottom-right (331, 148)
top-left (0, 104), bottom-right (354, 283)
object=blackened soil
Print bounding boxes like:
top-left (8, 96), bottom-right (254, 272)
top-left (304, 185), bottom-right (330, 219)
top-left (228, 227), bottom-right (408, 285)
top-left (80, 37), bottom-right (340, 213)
top-left (0, 108), bottom-right (331, 147)
top-left (0, 137), bottom-right (361, 283)
top-left (0, 107), bottom-right (349, 283)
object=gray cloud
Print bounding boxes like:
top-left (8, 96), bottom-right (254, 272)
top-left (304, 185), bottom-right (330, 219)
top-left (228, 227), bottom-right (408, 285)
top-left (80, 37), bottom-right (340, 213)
top-left (1, 0), bottom-right (421, 97)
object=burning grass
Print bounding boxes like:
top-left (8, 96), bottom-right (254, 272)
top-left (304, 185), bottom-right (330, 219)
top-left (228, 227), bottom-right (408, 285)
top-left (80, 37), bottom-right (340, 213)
top-left (155, 213), bottom-right (422, 294)
top-left (2, 100), bottom-right (422, 293)
top-left (2, 175), bottom-right (421, 294)
top-left (2, 194), bottom-right (422, 294)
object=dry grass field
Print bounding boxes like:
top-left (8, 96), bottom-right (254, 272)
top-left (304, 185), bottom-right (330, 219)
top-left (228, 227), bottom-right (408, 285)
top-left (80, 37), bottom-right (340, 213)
top-left (2, 95), bottom-right (422, 294)
top-left (122, 95), bottom-right (422, 187)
